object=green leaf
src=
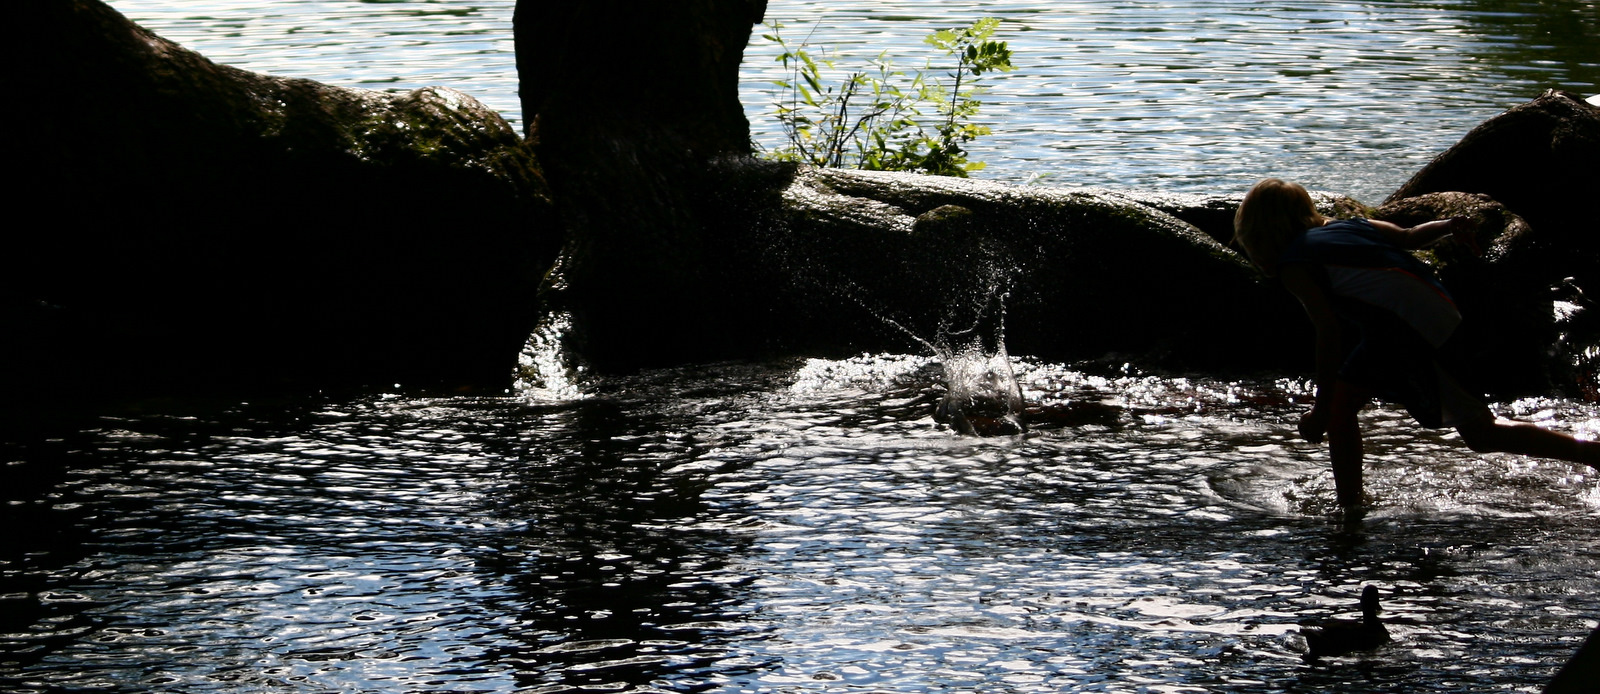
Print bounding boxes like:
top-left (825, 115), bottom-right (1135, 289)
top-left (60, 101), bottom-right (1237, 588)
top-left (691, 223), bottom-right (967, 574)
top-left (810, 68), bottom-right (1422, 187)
top-left (761, 16), bottom-right (1015, 176)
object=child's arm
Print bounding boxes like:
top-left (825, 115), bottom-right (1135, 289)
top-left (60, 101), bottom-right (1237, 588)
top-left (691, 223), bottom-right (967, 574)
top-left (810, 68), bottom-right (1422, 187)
top-left (1370, 217), bottom-right (1480, 253)
top-left (1280, 263), bottom-right (1343, 443)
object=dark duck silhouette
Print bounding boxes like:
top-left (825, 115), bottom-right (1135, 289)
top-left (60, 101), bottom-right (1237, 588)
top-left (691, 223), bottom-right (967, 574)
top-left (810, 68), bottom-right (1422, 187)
top-left (1301, 585), bottom-right (1391, 660)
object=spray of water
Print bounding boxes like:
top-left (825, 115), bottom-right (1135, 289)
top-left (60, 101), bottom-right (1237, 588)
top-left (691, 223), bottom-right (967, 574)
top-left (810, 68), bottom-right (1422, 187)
top-left (824, 248), bottom-right (1028, 436)
top-left (927, 271), bottom-right (1027, 436)
top-left (934, 336), bottom-right (1027, 436)
top-left (515, 310), bottom-right (586, 402)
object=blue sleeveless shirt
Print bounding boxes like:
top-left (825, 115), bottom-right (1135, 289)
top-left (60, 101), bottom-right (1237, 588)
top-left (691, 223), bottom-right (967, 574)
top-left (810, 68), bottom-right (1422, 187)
top-left (1280, 218), bottom-right (1460, 347)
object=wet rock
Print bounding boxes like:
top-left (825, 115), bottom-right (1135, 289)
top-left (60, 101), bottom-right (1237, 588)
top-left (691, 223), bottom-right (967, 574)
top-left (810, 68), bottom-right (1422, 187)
top-left (1550, 279), bottom-right (1600, 400)
top-left (8, 0), bottom-right (558, 405)
top-left (1374, 192), bottom-right (1530, 261)
top-left (1382, 91), bottom-right (1599, 396)
top-left (1375, 192), bottom-right (1546, 394)
top-left (1374, 189), bottom-right (1586, 397)
top-left (1387, 90), bottom-right (1600, 289)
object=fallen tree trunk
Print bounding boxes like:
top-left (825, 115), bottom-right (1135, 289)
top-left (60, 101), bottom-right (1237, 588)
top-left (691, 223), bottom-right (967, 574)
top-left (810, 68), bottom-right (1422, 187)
top-left (766, 167), bottom-right (1307, 370)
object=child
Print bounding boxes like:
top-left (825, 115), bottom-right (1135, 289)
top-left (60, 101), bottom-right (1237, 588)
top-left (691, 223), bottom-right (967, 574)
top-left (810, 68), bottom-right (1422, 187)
top-left (1233, 178), bottom-right (1600, 508)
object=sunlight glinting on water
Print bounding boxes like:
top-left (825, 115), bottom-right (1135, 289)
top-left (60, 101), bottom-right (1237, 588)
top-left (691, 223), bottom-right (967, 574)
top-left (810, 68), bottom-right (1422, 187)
top-left (742, 1), bottom-right (1598, 201)
top-left (7, 358), bottom-right (1600, 691)
top-left (103, 0), bottom-right (523, 125)
top-left (692, 355), bottom-right (1600, 691)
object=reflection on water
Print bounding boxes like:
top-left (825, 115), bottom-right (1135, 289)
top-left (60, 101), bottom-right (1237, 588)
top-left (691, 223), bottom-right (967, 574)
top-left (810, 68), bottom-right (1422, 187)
top-left (4, 357), bottom-right (1598, 692)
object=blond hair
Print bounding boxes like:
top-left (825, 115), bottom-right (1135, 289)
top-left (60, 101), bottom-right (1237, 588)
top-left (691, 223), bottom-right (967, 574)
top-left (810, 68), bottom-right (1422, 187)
top-left (1232, 178), bottom-right (1330, 275)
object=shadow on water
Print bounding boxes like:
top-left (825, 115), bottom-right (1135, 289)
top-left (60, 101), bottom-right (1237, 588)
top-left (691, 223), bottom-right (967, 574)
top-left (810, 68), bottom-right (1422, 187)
top-left (470, 395), bottom-right (770, 691)
top-left (0, 391), bottom-right (776, 693)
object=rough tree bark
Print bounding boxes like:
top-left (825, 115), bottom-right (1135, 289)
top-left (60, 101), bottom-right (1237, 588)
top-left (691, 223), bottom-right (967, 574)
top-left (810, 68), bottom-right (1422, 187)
top-left (513, 0), bottom-right (773, 373)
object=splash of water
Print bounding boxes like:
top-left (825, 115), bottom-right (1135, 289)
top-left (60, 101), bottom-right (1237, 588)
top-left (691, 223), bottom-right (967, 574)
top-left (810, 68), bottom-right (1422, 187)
top-left (515, 310), bottom-right (586, 402)
top-left (903, 258), bottom-right (1028, 436)
top-left (799, 232), bottom-right (1029, 436)
top-left (926, 235), bottom-right (1028, 436)
top-left (1552, 278), bottom-right (1600, 400)
top-left (934, 338), bottom-right (1026, 436)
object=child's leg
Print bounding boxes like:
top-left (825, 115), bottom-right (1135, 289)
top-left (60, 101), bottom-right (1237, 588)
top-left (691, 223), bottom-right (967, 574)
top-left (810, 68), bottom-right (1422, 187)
top-left (1435, 367), bottom-right (1600, 467)
top-left (1327, 381), bottom-right (1370, 507)
top-left (1455, 411), bottom-right (1600, 467)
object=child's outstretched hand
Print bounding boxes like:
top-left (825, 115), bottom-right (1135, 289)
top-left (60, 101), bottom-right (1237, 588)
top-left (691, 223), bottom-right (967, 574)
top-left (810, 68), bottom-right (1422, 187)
top-left (1448, 216), bottom-right (1483, 256)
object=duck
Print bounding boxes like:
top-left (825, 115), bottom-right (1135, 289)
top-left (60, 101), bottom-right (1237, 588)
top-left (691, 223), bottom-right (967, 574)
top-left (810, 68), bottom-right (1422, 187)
top-left (1301, 584), bottom-right (1391, 660)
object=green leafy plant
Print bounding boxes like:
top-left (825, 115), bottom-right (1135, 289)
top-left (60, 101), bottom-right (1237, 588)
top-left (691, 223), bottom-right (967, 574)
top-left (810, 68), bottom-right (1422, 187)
top-left (761, 18), bottom-right (1015, 177)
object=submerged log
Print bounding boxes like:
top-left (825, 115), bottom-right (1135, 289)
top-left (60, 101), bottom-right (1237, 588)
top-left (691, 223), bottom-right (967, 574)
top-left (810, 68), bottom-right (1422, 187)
top-left (9, 0), bottom-right (558, 405)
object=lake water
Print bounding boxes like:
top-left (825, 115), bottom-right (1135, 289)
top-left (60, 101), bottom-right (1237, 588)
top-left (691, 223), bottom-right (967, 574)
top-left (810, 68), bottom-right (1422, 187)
top-left (6, 1), bottom-right (1600, 692)
top-left (93, 0), bottom-right (1600, 202)
top-left (744, 0), bottom-right (1599, 201)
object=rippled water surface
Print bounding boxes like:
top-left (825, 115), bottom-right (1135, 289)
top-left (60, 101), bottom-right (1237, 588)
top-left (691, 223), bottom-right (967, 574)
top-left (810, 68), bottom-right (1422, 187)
top-left (5, 357), bottom-right (1600, 692)
top-left (16, 2), bottom-right (1600, 691)
top-left (104, 0), bottom-right (1599, 202)
top-left (743, 0), bottom-right (1600, 200)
